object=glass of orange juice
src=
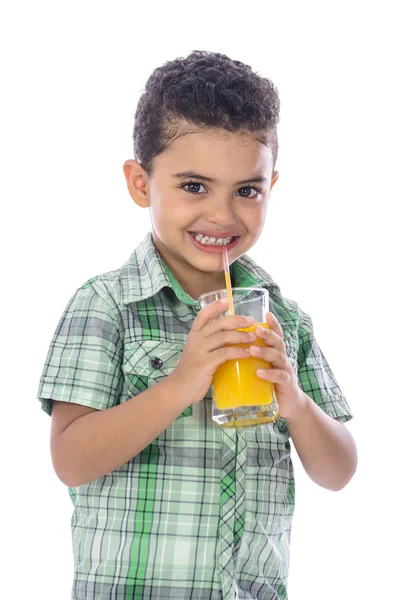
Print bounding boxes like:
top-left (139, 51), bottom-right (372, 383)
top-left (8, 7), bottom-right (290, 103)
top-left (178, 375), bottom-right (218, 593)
top-left (199, 288), bottom-right (280, 428)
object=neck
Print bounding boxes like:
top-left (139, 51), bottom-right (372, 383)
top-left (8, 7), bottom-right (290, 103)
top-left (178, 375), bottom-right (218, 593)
top-left (167, 258), bottom-right (226, 300)
top-left (153, 236), bottom-right (228, 300)
top-left (178, 274), bottom-right (227, 301)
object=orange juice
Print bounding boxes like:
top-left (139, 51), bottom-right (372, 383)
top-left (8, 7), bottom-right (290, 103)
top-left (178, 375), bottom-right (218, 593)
top-left (213, 322), bottom-right (274, 410)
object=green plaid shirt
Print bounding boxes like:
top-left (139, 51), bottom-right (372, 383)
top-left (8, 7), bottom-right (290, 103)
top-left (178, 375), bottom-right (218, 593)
top-left (38, 232), bottom-right (352, 600)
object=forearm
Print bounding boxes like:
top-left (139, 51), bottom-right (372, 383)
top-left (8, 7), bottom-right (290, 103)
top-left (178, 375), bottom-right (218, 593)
top-left (286, 391), bottom-right (357, 491)
top-left (53, 375), bottom-right (189, 487)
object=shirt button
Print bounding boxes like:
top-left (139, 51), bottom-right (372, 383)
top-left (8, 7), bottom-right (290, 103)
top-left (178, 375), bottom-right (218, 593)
top-left (150, 357), bottom-right (163, 369)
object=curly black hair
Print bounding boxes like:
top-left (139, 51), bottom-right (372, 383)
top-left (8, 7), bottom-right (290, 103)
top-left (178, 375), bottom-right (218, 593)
top-left (133, 51), bottom-right (280, 173)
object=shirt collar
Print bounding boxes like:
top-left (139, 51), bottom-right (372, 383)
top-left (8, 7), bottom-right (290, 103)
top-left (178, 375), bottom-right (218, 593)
top-left (120, 232), bottom-right (280, 306)
top-left (120, 232), bottom-right (172, 305)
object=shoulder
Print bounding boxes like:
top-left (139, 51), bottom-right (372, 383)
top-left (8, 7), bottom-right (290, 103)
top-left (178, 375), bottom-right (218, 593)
top-left (68, 266), bottom-right (127, 331)
top-left (79, 267), bottom-right (123, 303)
top-left (238, 254), bottom-right (312, 332)
top-left (235, 253), bottom-right (310, 329)
top-left (270, 289), bottom-right (311, 330)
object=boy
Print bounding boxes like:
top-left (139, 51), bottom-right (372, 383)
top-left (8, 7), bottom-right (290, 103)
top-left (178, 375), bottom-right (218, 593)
top-left (38, 51), bottom-right (357, 600)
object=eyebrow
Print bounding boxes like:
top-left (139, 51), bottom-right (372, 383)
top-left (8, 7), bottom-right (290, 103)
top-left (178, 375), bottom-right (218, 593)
top-left (173, 171), bottom-right (268, 185)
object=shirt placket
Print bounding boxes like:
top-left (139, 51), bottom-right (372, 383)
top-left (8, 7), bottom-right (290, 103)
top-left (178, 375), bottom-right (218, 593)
top-left (218, 427), bottom-right (247, 599)
top-left (232, 428), bottom-right (247, 567)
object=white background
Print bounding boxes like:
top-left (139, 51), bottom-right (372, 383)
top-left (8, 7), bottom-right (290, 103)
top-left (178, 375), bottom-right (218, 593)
top-left (1, 1), bottom-right (399, 598)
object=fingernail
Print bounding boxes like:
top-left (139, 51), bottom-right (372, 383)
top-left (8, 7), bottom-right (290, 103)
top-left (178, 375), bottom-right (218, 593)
top-left (221, 298), bottom-right (229, 304)
top-left (245, 316), bottom-right (254, 324)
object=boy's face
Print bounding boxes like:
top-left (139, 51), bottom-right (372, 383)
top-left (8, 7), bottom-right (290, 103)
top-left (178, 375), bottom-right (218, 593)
top-left (124, 125), bottom-right (278, 295)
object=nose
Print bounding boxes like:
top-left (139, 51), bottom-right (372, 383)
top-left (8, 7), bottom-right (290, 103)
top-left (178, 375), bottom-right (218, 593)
top-left (205, 196), bottom-right (237, 228)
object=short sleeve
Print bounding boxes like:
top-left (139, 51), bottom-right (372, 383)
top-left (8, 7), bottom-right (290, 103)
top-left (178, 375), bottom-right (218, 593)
top-left (37, 283), bottom-right (123, 416)
top-left (297, 310), bottom-right (353, 423)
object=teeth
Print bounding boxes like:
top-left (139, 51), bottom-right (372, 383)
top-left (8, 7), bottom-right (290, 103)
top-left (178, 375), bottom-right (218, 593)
top-left (193, 233), bottom-right (235, 246)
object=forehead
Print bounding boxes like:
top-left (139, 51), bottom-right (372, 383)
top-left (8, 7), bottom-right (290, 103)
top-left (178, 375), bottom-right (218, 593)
top-left (153, 125), bottom-right (274, 179)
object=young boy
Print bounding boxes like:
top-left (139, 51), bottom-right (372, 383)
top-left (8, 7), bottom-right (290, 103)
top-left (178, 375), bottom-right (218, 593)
top-left (38, 51), bottom-right (357, 600)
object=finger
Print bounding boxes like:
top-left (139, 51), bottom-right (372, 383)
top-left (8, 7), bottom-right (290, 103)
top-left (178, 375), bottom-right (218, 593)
top-left (212, 345), bottom-right (250, 367)
top-left (203, 313), bottom-right (255, 339)
top-left (256, 367), bottom-right (292, 383)
top-left (265, 312), bottom-right (284, 338)
top-left (249, 345), bottom-right (289, 369)
top-left (254, 325), bottom-right (286, 353)
top-left (192, 298), bottom-right (230, 332)
top-left (205, 329), bottom-right (257, 352)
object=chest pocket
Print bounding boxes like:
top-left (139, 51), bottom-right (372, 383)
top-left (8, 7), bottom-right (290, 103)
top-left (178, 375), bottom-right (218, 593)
top-left (124, 340), bottom-right (183, 381)
top-left (122, 340), bottom-right (191, 416)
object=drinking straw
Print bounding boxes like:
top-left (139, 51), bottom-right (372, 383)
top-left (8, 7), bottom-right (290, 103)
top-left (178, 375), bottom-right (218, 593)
top-left (223, 247), bottom-right (235, 315)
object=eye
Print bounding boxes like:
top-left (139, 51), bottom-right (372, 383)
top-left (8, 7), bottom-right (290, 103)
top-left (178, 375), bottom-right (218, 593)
top-left (182, 182), bottom-right (207, 194)
top-left (237, 186), bottom-right (262, 198)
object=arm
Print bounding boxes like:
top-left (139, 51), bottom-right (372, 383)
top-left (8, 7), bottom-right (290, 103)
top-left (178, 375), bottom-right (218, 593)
top-left (51, 375), bottom-right (189, 488)
top-left (50, 297), bottom-right (254, 488)
top-left (250, 312), bottom-right (357, 491)
top-left (285, 391), bottom-right (357, 491)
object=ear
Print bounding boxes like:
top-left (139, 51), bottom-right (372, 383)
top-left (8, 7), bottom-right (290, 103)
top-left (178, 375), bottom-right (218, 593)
top-left (122, 160), bottom-right (150, 208)
top-left (270, 170), bottom-right (279, 191)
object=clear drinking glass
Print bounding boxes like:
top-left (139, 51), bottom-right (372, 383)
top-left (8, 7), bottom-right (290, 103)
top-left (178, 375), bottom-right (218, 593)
top-left (199, 287), bottom-right (280, 427)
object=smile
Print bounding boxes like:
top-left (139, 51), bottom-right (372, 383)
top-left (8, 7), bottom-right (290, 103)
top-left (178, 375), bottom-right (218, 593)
top-left (188, 232), bottom-right (241, 253)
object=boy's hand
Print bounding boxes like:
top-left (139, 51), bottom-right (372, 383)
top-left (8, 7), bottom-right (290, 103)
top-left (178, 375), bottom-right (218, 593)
top-left (170, 298), bottom-right (256, 405)
top-left (249, 312), bottom-right (306, 421)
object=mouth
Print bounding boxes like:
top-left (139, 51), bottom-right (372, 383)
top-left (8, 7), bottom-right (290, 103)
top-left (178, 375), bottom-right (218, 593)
top-left (188, 231), bottom-right (241, 253)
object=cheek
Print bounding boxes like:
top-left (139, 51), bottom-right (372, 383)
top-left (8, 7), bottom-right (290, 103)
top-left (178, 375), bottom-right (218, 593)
top-left (150, 191), bottom-right (199, 228)
top-left (238, 203), bottom-right (267, 232)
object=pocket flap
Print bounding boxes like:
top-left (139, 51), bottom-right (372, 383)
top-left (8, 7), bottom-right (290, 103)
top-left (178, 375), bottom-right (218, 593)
top-left (124, 340), bottom-right (184, 379)
top-left (123, 340), bottom-right (191, 418)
